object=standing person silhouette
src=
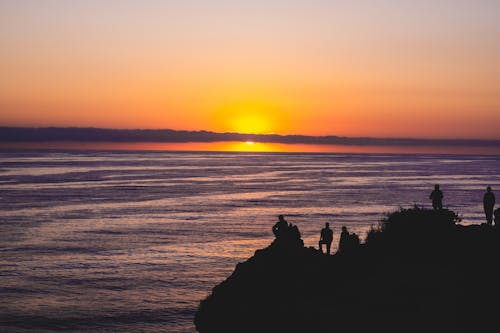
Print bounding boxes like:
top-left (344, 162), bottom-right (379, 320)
top-left (338, 226), bottom-right (349, 253)
top-left (318, 223), bottom-right (333, 254)
top-left (483, 186), bottom-right (496, 225)
top-left (429, 184), bottom-right (444, 210)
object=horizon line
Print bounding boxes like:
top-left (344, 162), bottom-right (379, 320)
top-left (1, 126), bottom-right (500, 147)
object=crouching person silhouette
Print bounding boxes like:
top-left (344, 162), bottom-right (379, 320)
top-left (319, 222), bottom-right (333, 254)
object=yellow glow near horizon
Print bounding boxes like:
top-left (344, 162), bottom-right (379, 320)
top-left (1, 2), bottom-right (500, 139)
top-left (213, 98), bottom-right (285, 134)
top-left (231, 114), bottom-right (272, 134)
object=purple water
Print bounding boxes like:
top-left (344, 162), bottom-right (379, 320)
top-left (1, 151), bottom-right (499, 332)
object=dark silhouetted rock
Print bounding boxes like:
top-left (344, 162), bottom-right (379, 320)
top-left (195, 208), bottom-right (500, 333)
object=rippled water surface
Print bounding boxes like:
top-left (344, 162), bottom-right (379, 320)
top-left (1, 151), bottom-right (499, 332)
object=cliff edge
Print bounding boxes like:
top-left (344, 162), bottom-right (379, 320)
top-left (195, 208), bottom-right (500, 332)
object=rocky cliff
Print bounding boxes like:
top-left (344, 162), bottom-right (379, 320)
top-left (195, 208), bottom-right (500, 333)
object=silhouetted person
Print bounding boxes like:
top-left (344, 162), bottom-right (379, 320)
top-left (349, 232), bottom-right (360, 248)
top-left (272, 215), bottom-right (288, 238)
top-left (429, 184), bottom-right (443, 210)
top-left (288, 222), bottom-right (304, 247)
top-left (338, 226), bottom-right (360, 254)
top-left (288, 222), bottom-right (300, 239)
top-left (318, 222), bottom-right (333, 254)
top-left (483, 186), bottom-right (495, 225)
top-left (272, 216), bottom-right (304, 248)
top-left (338, 226), bottom-right (349, 253)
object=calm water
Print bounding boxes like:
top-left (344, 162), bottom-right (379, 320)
top-left (1, 151), bottom-right (499, 332)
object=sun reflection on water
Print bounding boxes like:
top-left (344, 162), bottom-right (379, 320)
top-left (1, 141), bottom-right (500, 154)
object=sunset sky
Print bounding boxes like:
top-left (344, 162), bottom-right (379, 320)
top-left (1, 1), bottom-right (500, 139)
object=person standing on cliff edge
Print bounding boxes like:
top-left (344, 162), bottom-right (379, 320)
top-left (483, 186), bottom-right (495, 225)
top-left (429, 184), bottom-right (444, 210)
top-left (318, 223), bottom-right (333, 254)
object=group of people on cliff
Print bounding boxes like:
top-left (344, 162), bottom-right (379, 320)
top-left (272, 215), bottom-right (358, 255)
top-left (430, 184), bottom-right (498, 225)
top-left (273, 185), bottom-right (498, 255)
top-left (271, 215), bottom-right (303, 247)
top-left (318, 223), bottom-right (359, 255)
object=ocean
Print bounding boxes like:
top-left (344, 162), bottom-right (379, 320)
top-left (1, 150), bottom-right (499, 332)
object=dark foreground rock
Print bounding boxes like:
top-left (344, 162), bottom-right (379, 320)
top-left (195, 208), bottom-right (500, 333)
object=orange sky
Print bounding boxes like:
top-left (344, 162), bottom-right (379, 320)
top-left (1, 1), bottom-right (500, 139)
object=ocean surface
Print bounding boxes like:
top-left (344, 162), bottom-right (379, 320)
top-left (1, 150), bottom-right (499, 332)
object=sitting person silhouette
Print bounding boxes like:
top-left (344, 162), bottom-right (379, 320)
top-left (318, 222), bottom-right (333, 254)
top-left (483, 186), bottom-right (496, 225)
top-left (272, 215), bottom-right (288, 238)
top-left (494, 208), bottom-right (500, 227)
top-left (289, 222), bottom-right (301, 241)
top-left (349, 232), bottom-right (360, 248)
top-left (429, 184), bottom-right (444, 210)
top-left (337, 226), bottom-right (361, 254)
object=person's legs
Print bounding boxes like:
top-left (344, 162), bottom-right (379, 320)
top-left (326, 242), bottom-right (331, 254)
top-left (318, 241), bottom-right (323, 253)
top-left (485, 207), bottom-right (493, 225)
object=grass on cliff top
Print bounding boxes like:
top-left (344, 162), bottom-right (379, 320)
top-left (365, 206), bottom-right (462, 251)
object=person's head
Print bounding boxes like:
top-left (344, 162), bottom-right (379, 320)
top-left (487, 186), bottom-right (492, 192)
top-left (435, 184), bottom-right (440, 190)
top-left (278, 215), bottom-right (284, 221)
top-left (342, 226), bottom-right (347, 232)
